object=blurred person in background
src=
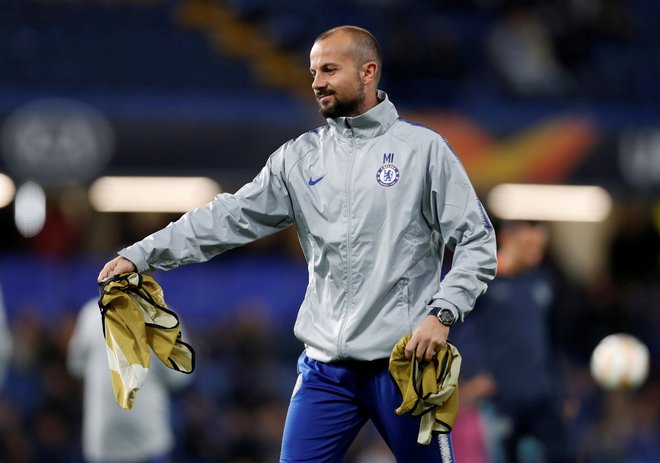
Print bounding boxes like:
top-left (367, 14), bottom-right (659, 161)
top-left (97, 25), bottom-right (497, 462)
top-left (67, 297), bottom-right (193, 463)
top-left (0, 284), bottom-right (12, 389)
top-left (452, 220), bottom-right (574, 463)
top-left (486, 3), bottom-right (571, 98)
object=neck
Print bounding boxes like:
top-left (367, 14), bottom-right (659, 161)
top-left (356, 90), bottom-right (380, 116)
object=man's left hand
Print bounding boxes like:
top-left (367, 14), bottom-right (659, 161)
top-left (405, 316), bottom-right (450, 362)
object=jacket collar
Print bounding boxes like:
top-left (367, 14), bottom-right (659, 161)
top-left (327, 90), bottom-right (399, 139)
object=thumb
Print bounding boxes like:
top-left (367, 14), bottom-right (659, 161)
top-left (97, 259), bottom-right (117, 282)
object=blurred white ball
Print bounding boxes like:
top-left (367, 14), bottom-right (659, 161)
top-left (590, 333), bottom-right (650, 390)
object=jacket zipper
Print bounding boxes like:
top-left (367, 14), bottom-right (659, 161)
top-left (337, 127), bottom-right (355, 357)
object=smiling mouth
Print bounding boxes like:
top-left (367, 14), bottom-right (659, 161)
top-left (316, 94), bottom-right (334, 103)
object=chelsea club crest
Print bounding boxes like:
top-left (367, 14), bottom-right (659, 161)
top-left (376, 164), bottom-right (400, 187)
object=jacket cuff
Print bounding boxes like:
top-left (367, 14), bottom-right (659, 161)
top-left (426, 300), bottom-right (462, 322)
top-left (118, 248), bottom-right (149, 274)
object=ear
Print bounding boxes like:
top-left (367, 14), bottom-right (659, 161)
top-left (361, 61), bottom-right (378, 85)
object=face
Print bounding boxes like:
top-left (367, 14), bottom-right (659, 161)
top-left (503, 223), bottom-right (549, 271)
top-left (309, 32), bottom-right (366, 118)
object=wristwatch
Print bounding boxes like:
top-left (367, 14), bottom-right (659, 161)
top-left (428, 307), bottom-right (457, 326)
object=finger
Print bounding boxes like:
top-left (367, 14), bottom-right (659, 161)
top-left (404, 339), bottom-right (417, 360)
top-left (97, 266), bottom-right (109, 282)
top-left (415, 342), bottom-right (430, 362)
top-left (97, 261), bottom-right (115, 282)
top-left (423, 346), bottom-right (436, 362)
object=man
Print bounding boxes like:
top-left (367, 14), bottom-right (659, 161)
top-left (99, 25), bottom-right (497, 462)
top-left (68, 298), bottom-right (193, 463)
top-left (451, 221), bottom-right (574, 462)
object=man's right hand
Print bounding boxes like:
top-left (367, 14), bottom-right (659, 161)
top-left (97, 256), bottom-right (136, 283)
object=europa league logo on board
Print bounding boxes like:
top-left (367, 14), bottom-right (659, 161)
top-left (1, 98), bottom-right (114, 187)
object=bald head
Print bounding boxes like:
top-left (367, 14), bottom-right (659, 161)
top-left (314, 26), bottom-right (382, 85)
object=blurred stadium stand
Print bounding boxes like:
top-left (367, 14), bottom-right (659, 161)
top-left (1, 0), bottom-right (658, 103)
top-left (0, 1), bottom-right (255, 92)
top-left (0, 0), bottom-right (658, 189)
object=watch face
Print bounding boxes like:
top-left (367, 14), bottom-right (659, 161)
top-left (439, 309), bottom-right (456, 325)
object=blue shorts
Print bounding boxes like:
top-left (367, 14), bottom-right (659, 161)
top-left (280, 352), bottom-right (455, 462)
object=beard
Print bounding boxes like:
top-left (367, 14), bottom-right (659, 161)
top-left (317, 86), bottom-right (365, 119)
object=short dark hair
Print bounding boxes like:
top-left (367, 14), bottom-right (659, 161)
top-left (314, 25), bottom-right (382, 84)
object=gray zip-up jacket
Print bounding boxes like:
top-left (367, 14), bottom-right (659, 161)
top-left (120, 91), bottom-right (497, 362)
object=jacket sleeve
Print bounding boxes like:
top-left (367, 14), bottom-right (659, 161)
top-left (423, 136), bottom-right (497, 320)
top-left (119, 144), bottom-right (295, 272)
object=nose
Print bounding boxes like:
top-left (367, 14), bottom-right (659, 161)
top-left (312, 73), bottom-right (325, 91)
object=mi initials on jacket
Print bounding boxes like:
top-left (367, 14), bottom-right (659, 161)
top-left (120, 91), bottom-right (498, 362)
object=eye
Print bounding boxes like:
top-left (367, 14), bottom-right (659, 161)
top-left (319, 64), bottom-right (339, 75)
